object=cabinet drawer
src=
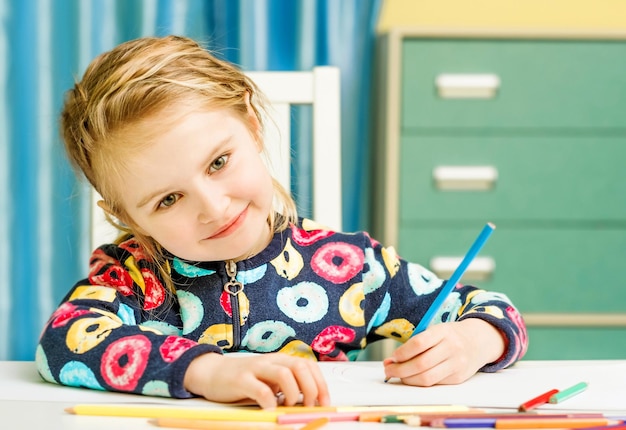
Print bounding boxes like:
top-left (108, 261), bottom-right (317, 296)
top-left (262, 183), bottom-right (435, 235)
top-left (399, 136), bottom-right (626, 222)
top-left (396, 226), bottom-right (626, 314)
top-left (401, 39), bottom-right (626, 130)
top-left (524, 327), bottom-right (626, 359)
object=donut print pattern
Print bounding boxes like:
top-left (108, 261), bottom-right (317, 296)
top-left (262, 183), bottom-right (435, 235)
top-left (277, 282), bottom-right (329, 323)
top-left (311, 242), bottom-right (364, 284)
top-left (37, 218), bottom-right (528, 399)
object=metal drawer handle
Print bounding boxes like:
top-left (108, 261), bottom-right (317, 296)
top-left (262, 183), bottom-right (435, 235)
top-left (430, 256), bottom-right (495, 282)
top-left (433, 166), bottom-right (498, 191)
top-left (523, 313), bottom-right (626, 327)
top-left (436, 73), bottom-right (501, 99)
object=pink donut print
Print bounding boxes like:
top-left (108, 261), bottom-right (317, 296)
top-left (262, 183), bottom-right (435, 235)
top-left (311, 325), bottom-right (356, 355)
top-left (319, 350), bottom-right (349, 361)
top-left (292, 226), bottom-right (334, 246)
top-left (141, 268), bottom-right (166, 310)
top-left (90, 264), bottom-right (134, 296)
top-left (119, 238), bottom-right (150, 261)
top-left (50, 302), bottom-right (91, 329)
top-left (220, 290), bottom-right (233, 317)
top-left (159, 336), bottom-right (197, 363)
top-left (311, 242), bottom-right (364, 284)
top-left (101, 334), bottom-right (151, 391)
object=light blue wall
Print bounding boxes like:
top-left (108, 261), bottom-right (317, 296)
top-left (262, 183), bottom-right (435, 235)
top-left (0, 0), bottom-right (382, 360)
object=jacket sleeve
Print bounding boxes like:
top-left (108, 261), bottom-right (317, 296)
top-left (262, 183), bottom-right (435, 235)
top-left (362, 234), bottom-right (528, 371)
top-left (36, 240), bottom-right (221, 398)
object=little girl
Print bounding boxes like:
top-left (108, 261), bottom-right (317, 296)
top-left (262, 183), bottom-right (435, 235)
top-left (37, 35), bottom-right (528, 409)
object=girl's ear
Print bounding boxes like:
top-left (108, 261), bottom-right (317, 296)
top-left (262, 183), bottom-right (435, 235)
top-left (96, 199), bottom-right (113, 216)
top-left (244, 92), bottom-right (263, 150)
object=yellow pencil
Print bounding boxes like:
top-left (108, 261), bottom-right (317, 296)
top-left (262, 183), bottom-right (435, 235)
top-left (337, 405), bottom-right (476, 413)
top-left (66, 404), bottom-right (279, 422)
top-left (275, 406), bottom-right (338, 413)
top-left (149, 418), bottom-right (294, 430)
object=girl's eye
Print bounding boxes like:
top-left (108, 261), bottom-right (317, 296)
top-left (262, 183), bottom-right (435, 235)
top-left (159, 194), bottom-right (179, 209)
top-left (209, 155), bottom-right (229, 173)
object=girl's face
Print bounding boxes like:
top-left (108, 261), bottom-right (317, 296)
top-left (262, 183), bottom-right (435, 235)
top-left (117, 105), bottom-right (274, 262)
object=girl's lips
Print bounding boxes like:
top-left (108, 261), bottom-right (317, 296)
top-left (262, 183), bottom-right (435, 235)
top-left (206, 207), bottom-right (247, 239)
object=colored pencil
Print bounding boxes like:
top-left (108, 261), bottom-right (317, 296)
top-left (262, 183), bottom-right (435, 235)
top-left (495, 418), bottom-right (619, 429)
top-left (401, 413), bottom-right (604, 427)
top-left (579, 424), bottom-right (626, 430)
top-left (549, 382), bottom-right (589, 404)
top-left (360, 409), bottom-right (488, 423)
top-left (300, 417), bottom-right (330, 430)
top-left (412, 222), bottom-right (496, 336)
top-left (428, 418), bottom-right (618, 429)
top-left (278, 406), bottom-right (477, 425)
top-left (430, 417), bottom-right (498, 428)
top-left (275, 406), bottom-right (337, 413)
top-left (518, 388), bottom-right (559, 412)
top-left (276, 411), bottom-right (360, 424)
top-left (66, 404), bottom-right (279, 422)
top-left (338, 405), bottom-right (475, 414)
top-left (149, 418), bottom-right (294, 430)
top-left (383, 223), bottom-right (495, 383)
top-left (65, 403), bottom-right (473, 423)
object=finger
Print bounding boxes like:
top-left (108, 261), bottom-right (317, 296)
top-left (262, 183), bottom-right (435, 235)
top-left (260, 363), bottom-right (302, 406)
top-left (400, 355), bottom-right (456, 387)
top-left (240, 374), bottom-right (279, 410)
top-left (308, 362), bottom-right (331, 406)
top-left (290, 360), bottom-right (330, 406)
top-left (387, 342), bottom-right (446, 382)
top-left (393, 329), bottom-right (441, 363)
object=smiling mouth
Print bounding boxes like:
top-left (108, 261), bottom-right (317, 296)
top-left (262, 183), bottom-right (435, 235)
top-left (206, 208), bottom-right (247, 240)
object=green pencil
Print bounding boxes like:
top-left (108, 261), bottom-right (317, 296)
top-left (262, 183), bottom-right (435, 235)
top-left (549, 382), bottom-right (589, 404)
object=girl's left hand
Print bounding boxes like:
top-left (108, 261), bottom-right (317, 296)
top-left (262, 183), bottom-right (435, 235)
top-left (382, 318), bottom-right (505, 386)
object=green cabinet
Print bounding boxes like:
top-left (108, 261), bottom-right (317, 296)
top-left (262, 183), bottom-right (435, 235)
top-left (372, 28), bottom-right (626, 360)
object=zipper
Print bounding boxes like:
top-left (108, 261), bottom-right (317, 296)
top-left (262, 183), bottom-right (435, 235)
top-left (224, 260), bottom-right (243, 350)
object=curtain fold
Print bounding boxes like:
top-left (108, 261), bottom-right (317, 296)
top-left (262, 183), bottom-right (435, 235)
top-left (0, 0), bottom-right (382, 360)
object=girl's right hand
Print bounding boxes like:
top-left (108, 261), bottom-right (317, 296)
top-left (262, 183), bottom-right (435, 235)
top-left (183, 352), bottom-right (331, 409)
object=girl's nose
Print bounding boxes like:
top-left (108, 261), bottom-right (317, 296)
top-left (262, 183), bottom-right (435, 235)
top-left (196, 185), bottom-right (229, 224)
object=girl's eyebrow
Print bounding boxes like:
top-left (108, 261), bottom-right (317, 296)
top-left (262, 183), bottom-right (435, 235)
top-left (135, 135), bottom-right (233, 210)
top-left (136, 187), bottom-right (170, 209)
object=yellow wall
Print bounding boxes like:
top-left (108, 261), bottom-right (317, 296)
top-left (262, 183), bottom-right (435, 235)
top-left (377, 0), bottom-right (626, 33)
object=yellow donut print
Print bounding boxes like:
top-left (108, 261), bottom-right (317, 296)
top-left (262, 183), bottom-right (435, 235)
top-left (124, 255), bottom-right (145, 292)
top-left (69, 285), bottom-right (117, 302)
top-left (270, 238), bottom-right (304, 280)
top-left (302, 218), bottom-right (327, 231)
top-left (236, 291), bottom-right (250, 326)
top-left (199, 323), bottom-right (233, 349)
top-left (465, 305), bottom-right (504, 319)
top-left (338, 282), bottom-right (365, 327)
top-left (66, 316), bottom-right (123, 354)
top-left (374, 318), bottom-right (415, 343)
top-left (381, 246), bottom-right (401, 278)
top-left (280, 340), bottom-right (316, 360)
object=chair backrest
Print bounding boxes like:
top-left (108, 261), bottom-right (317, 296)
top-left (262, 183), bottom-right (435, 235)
top-left (90, 66), bottom-right (342, 251)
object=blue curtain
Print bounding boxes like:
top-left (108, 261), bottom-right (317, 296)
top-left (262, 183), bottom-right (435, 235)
top-left (0, 0), bottom-right (382, 360)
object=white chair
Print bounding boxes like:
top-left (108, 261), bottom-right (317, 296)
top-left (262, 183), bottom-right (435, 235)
top-left (90, 66), bottom-right (342, 250)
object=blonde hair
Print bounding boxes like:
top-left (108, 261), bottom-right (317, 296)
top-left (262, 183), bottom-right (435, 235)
top-left (61, 35), bottom-right (297, 289)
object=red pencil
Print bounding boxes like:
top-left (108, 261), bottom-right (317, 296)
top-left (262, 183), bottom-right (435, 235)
top-left (518, 389), bottom-right (560, 412)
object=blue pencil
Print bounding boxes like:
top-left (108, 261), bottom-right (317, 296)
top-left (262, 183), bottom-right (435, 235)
top-left (412, 222), bottom-right (496, 337)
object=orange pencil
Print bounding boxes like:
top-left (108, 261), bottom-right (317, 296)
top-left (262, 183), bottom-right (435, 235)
top-left (300, 417), bottom-right (330, 430)
top-left (495, 418), bottom-right (619, 429)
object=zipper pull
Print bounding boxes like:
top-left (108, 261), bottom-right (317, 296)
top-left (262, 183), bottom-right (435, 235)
top-left (224, 260), bottom-right (244, 296)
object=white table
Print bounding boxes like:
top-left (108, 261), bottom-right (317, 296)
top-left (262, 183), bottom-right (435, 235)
top-left (2, 360), bottom-right (625, 429)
